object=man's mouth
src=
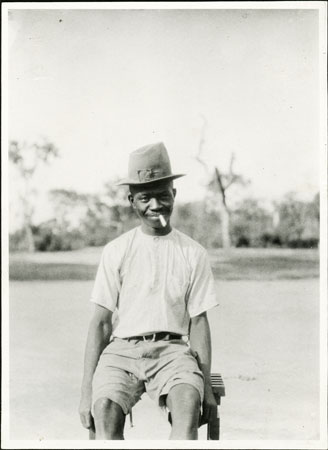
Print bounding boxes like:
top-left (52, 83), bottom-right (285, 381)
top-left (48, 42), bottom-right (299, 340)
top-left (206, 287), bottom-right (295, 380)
top-left (147, 213), bottom-right (166, 218)
top-left (147, 213), bottom-right (167, 227)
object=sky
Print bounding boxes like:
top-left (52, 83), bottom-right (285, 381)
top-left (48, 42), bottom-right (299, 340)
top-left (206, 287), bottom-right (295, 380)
top-left (7, 6), bottom-right (322, 229)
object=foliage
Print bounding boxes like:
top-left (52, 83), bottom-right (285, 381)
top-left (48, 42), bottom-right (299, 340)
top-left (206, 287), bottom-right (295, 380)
top-left (9, 139), bottom-right (59, 252)
top-left (259, 233), bottom-right (283, 248)
top-left (172, 201), bottom-right (222, 248)
top-left (9, 139), bottom-right (59, 177)
top-left (32, 221), bottom-right (86, 251)
top-left (9, 228), bottom-right (32, 252)
top-left (28, 181), bottom-right (139, 251)
top-left (9, 168), bottom-right (320, 252)
top-left (230, 198), bottom-right (273, 247)
top-left (274, 192), bottom-right (319, 247)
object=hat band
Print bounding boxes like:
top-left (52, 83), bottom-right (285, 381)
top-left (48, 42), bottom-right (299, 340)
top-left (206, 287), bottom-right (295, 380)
top-left (137, 168), bottom-right (165, 182)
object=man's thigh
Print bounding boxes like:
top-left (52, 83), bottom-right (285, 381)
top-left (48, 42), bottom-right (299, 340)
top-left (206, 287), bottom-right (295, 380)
top-left (145, 341), bottom-right (204, 408)
top-left (92, 361), bottom-right (145, 415)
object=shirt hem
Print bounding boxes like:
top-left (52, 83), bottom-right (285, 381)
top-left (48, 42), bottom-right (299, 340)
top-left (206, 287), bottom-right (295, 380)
top-left (188, 301), bottom-right (220, 318)
top-left (90, 297), bottom-right (116, 313)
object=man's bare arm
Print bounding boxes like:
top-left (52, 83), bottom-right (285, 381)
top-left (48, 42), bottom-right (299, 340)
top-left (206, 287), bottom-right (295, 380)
top-left (189, 312), bottom-right (217, 425)
top-left (79, 304), bottom-right (113, 430)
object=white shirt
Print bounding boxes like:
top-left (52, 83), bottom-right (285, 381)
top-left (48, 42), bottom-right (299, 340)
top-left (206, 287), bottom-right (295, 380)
top-left (90, 226), bottom-right (219, 338)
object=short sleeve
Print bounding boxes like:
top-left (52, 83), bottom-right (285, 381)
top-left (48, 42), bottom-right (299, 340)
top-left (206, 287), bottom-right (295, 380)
top-left (90, 247), bottom-right (120, 312)
top-left (187, 248), bottom-right (219, 318)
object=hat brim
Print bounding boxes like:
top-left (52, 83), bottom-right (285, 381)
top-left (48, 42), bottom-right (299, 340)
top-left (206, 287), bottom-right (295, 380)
top-left (116, 174), bottom-right (185, 186)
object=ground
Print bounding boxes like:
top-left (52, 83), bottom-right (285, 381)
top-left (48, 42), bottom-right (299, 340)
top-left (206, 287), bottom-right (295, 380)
top-left (7, 248), bottom-right (321, 441)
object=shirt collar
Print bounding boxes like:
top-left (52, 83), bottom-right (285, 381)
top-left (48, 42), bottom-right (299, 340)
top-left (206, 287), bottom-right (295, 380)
top-left (137, 226), bottom-right (174, 240)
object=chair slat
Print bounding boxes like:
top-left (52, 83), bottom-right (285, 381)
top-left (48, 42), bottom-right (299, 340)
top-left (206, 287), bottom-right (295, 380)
top-left (210, 373), bottom-right (225, 397)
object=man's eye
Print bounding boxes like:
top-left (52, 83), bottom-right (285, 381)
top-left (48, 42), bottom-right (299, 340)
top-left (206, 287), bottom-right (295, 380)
top-left (140, 197), bottom-right (149, 202)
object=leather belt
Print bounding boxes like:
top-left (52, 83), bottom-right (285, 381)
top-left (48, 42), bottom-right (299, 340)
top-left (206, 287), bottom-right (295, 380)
top-left (126, 332), bottom-right (182, 342)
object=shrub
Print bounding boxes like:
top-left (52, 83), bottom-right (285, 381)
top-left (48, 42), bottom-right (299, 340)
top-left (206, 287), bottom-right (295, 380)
top-left (259, 233), bottom-right (283, 247)
top-left (236, 235), bottom-right (250, 248)
top-left (9, 229), bottom-right (30, 252)
top-left (287, 238), bottom-right (319, 249)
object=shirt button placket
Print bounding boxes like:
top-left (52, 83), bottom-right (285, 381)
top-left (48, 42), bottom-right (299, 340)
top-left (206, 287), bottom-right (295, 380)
top-left (153, 237), bottom-right (160, 287)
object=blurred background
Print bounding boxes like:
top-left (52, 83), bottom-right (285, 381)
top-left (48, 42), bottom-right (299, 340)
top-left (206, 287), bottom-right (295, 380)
top-left (6, 6), bottom-right (322, 443)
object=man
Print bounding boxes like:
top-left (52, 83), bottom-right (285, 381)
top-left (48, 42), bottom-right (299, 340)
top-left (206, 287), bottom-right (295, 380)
top-left (79, 142), bottom-right (219, 440)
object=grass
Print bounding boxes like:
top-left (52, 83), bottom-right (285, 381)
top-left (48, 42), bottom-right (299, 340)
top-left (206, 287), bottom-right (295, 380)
top-left (208, 248), bottom-right (319, 280)
top-left (9, 247), bottom-right (319, 281)
top-left (9, 262), bottom-right (97, 281)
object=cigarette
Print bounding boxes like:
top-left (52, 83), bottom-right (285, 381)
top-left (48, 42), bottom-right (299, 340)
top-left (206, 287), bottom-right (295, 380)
top-left (159, 214), bottom-right (167, 227)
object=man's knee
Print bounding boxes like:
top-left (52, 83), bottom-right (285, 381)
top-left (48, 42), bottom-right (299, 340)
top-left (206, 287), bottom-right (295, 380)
top-left (167, 384), bottom-right (201, 414)
top-left (94, 397), bottom-right (125, 425)
top-left (167, 384), bottom-right (201, 436)
top-left (93, 397), bottom-right (125, 439)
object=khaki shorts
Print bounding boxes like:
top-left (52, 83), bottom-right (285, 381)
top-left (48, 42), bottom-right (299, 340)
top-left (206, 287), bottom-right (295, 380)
top-left (92, 337), bottom-right (204, 415)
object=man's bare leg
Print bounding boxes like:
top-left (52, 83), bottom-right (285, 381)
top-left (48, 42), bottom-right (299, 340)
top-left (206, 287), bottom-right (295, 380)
top-left (166, 384), bottom-right (201, 440)
top-left (93, 398), bottom-right (125, 440)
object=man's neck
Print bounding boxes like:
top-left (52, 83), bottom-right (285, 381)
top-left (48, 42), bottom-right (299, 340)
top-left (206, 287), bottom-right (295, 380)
top-left (140, 222), bottom-right (172, 236)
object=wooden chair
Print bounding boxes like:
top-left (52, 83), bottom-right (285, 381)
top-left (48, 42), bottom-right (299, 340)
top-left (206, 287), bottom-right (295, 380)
top-left (89, 372), bottom-right (225, 440)
top-left (207, 373), bottom-right (226, 440)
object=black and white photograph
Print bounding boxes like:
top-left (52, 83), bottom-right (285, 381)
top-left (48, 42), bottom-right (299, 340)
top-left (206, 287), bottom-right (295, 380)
top-left (2, 2), bottom-right (327, 448)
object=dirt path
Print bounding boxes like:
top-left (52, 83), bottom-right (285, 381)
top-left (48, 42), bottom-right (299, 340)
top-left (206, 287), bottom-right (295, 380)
top-left (8, 279), bottom-right (320, 440)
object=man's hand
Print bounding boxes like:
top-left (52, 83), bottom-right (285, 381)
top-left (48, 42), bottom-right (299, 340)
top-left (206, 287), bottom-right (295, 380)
top-left (189, 312), bottom-right (217, 427)
top-left (79, 305), bottom-right (112, 432)
top-left (200, 381), bottom-right (217, 426)
top-left (79, 388), bottom-right (95, 432)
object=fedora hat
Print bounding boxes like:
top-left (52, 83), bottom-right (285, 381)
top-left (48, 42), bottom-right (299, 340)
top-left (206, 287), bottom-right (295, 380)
top-left (117, 142), bottom-right (185, 186)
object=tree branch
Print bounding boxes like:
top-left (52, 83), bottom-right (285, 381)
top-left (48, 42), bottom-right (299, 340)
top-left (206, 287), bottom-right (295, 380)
top-left (214, 167), bottom-right (228, 209)
top-left (195, 114), bottom-right (210, 176)
top-left (228, 153), bottom-right (235, 178)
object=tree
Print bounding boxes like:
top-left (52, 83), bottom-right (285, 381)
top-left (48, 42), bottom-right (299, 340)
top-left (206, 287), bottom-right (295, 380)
top-left (230, 198), bottom-right (273, 247)
top-left (49, 189), bottom-right (111, 247)
top-left (102, 179), bottom-right (137, 235)
top-left (274, 192), bottom-right (319, 246)
top-left (195, 116), bottom-right (249, 248)
top-left (9, 139), bottom-right (59, 252)
top-left (48, 180), bottom-right (138, 248)
top-left (172, 201), bottom-right (220, 248)
top-left (308, 192), bottom-right (320, 223)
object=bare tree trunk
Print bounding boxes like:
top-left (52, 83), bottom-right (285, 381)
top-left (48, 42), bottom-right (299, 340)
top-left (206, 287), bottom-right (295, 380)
top-left (220, 207), bottom-right (231, 249)
top-left (215, 168), bottom-right (232, 249)
top-left (25, 223), bottom-right (35, 252)
top-left (21, 178), bottom-right (35, 252)
top-left (194, 121), bottom-right (247, 250)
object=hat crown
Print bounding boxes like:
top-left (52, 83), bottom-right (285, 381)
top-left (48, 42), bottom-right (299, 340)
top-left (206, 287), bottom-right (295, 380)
top-left (116, 142), bottom-right (185, 186)
top-left (128, 142), bottom-right (172, 183)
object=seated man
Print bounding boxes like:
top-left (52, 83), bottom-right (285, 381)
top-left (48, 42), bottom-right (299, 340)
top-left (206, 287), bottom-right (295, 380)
top-left (79, 142), bottom-right (219, 440)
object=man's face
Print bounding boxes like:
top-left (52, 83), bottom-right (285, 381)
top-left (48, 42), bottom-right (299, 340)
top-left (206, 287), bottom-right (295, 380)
top-left (128, 181), bottom-right (176, 231)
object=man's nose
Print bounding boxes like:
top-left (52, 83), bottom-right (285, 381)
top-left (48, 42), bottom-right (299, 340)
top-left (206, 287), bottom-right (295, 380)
top-left (149, 198), bottom-right (162, 210)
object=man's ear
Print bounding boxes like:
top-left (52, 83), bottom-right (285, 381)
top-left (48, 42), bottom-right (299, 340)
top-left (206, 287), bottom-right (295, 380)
top-left (128, 193), bottom-right (135, 209)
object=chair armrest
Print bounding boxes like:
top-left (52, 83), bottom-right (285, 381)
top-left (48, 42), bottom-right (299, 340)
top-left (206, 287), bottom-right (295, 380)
top-left (210, 373), bottom-right (225, 400)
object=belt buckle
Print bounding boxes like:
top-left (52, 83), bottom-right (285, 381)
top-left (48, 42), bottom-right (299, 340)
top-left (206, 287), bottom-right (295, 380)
top-left (142, 334), bottom-right (156, 342)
